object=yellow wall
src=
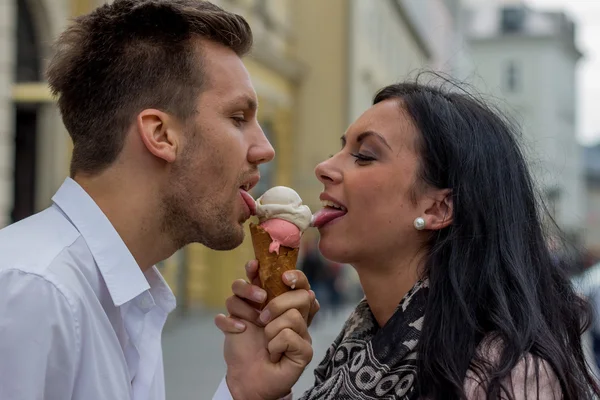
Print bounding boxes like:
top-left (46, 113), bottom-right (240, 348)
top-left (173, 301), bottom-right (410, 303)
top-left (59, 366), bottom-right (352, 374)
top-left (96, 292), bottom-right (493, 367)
top-left (71, 0), bottom-right (99, 17)
top-left (291, 0), bottom-right (349, 212)
top-left (186, 230), bottom-right (255, 308)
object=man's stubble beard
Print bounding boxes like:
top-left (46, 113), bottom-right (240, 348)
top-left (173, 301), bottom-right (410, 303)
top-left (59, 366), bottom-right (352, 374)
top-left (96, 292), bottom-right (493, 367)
top-left (159, 138), bottom-right (245, 251)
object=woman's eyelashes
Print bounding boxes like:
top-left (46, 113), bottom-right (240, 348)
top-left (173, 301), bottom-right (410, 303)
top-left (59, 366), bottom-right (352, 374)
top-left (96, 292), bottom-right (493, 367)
top-left (350, 152), bottom-right (376, 165)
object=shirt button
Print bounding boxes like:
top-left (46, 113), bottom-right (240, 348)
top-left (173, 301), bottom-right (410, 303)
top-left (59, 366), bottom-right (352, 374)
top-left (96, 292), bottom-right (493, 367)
top-left (138, 296), bottom-right (154, 312)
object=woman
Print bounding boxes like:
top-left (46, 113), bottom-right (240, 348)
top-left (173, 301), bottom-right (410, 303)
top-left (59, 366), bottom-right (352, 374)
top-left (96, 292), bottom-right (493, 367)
top-left (217, 81), bottom-right (600, 399)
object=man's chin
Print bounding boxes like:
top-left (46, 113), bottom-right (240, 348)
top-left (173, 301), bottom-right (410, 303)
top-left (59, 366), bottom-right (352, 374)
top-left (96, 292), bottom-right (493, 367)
top-left (208, 240), bottom-right (244, 251)
top-left (200, 228), bottom-right (245, 251)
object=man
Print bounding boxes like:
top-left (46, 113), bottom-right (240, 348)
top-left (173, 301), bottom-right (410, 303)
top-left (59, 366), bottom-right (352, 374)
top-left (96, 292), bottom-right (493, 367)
top-left (0, 1), bottom-right (313, 399)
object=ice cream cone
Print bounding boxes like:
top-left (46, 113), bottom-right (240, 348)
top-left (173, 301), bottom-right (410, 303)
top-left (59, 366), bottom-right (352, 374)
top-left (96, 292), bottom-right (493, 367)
top-left (249, 223), bottom-right (298, 305)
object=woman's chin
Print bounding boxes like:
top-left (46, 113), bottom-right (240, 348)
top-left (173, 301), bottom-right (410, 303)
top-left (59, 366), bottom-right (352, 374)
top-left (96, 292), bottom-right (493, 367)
top-left (318, 239), bottom-right (353, 264)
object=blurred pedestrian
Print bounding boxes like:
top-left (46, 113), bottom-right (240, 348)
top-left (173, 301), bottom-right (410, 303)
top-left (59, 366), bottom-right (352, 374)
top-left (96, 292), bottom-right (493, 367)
top-left (299, 237), bottom-right (328, 304)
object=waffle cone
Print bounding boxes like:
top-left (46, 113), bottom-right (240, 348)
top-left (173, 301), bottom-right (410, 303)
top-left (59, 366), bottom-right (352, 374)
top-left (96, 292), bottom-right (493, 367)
top-left (249, 223), bottom-right (299, 305)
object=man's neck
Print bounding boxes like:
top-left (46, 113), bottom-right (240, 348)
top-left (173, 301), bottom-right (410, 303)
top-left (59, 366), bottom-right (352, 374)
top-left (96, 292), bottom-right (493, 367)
top-left (74, 173), bottom-right (176, 271)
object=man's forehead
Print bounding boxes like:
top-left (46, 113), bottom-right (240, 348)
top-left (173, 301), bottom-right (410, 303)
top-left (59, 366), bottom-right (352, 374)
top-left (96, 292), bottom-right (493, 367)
top-left (200, 68), bottom-right (258, 108)
top-left (197, 40), bottom-right (255, 94)
top-left (225, 92), bottom-right (258, 110)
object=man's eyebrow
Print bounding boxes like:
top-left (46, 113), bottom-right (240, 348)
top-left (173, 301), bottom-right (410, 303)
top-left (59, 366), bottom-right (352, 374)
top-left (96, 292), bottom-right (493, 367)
top-left (231, 94), bottom-right (258, 111)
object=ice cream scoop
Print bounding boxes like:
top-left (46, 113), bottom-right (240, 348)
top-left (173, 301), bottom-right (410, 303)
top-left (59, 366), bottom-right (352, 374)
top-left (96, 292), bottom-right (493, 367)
top-left (249, 186), bottom-right (312, 304)
top-left (254, 186), bottom-right (311, 254)
top-left (255, 186), bottom-right (312, 232)
top-left (259, 218), bottom-right (302, 254)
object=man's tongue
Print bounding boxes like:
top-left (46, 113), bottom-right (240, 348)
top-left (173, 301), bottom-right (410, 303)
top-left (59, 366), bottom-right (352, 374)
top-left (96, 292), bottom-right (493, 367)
top-left (240, 190), bottom-right (257, 215)
top-left (312, 207), bottom-right (347, 228)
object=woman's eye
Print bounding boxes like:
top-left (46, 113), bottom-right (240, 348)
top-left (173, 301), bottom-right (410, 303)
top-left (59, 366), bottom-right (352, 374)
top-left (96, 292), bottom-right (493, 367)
top-left (350, 153), bottom-right (376, 165)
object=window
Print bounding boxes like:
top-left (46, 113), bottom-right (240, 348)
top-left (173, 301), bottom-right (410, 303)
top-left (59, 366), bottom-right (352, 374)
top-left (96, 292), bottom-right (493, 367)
top-left (16, 0), bottom-right (40, 82)
top-left (505, 60), bottom-right (521, 93)
top-left (501, 7), bottom-right (526, 34)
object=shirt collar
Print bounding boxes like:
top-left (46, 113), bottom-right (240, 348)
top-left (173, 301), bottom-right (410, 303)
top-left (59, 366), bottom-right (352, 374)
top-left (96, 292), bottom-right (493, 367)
top-left (146, 266), bottom-right (177, 313)
top-left (52, 177), bottom-right (150, 307)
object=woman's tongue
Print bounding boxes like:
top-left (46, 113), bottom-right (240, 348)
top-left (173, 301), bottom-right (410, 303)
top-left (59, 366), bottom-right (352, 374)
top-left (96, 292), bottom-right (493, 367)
top-left (312, 207), bottom-right (347, 228)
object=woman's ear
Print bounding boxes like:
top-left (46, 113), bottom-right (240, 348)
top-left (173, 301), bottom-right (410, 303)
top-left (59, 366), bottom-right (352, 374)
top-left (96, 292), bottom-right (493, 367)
top-left (422, 189), bottom-right (453, 231)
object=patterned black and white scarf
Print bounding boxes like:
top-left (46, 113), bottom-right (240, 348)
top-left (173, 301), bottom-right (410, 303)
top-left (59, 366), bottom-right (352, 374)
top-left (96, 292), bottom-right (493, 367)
top-left (299, 279), bottom-right (429, 400)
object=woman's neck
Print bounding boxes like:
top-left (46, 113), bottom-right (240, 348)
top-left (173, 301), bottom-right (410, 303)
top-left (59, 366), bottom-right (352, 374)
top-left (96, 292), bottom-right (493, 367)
top-left (354, 251), bottom-right (425, 327)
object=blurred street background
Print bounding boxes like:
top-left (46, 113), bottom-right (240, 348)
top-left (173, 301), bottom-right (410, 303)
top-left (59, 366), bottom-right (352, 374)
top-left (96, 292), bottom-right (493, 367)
top-left (4, 0), bottom-right (600, 397)
top-left (162, 304), bottom-right (357, 398)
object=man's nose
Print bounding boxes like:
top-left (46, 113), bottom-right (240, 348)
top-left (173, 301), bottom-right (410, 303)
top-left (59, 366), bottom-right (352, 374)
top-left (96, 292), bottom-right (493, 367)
top-left (248, 125), bottom-right (275, 165)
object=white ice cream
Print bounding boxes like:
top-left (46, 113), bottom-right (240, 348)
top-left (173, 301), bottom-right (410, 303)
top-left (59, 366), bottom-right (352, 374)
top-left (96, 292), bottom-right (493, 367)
top-left (255, 186), bottom-right (312, 231)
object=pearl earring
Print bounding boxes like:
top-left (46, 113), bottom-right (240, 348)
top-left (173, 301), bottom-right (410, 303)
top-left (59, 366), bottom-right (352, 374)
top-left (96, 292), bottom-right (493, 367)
top-left (414, 217), bottom-right (426, 231)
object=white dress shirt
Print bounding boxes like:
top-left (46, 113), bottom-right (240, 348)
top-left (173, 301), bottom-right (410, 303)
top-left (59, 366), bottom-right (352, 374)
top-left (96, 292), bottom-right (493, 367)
top-left (0, 178), bottom-right (235, 400)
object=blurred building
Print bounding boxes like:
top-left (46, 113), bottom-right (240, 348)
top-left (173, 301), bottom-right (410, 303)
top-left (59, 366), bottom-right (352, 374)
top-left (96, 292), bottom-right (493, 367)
top-left (0, 0), bottom-right (72, 229)
top-left (467, 3), bottom-right (585, 243)
top-left (1, 0), bottom-right (471, 309)
top-left (585, 144), bottom-right (600, 260)
top-left (292, 0), bottom-right (470, 213)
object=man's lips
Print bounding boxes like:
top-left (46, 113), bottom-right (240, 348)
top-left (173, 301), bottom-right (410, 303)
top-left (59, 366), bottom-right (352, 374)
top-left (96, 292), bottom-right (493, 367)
top-left (240, 189), bottom-right (257, 216)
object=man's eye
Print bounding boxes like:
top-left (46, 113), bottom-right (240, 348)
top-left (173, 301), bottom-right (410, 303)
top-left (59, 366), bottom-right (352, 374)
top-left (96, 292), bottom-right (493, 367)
top-left (232, 116), bottom-right (246, 126)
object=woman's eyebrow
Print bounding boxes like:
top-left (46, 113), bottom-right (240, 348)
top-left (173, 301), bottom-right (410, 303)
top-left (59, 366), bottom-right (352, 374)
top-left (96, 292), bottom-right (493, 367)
top-left (341, 131), bottom-right (392, 150)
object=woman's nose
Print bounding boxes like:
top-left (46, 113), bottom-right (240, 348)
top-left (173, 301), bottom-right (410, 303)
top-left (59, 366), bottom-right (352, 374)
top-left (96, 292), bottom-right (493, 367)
top-left (315, 155), bottom-right (342, 185)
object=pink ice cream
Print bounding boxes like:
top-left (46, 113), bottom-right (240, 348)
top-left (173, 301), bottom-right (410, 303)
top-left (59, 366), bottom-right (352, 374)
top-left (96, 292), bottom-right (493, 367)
top-left (254, 186), bottom-right (312, 255)
top-left (260, 219), bottom-right (302, 254)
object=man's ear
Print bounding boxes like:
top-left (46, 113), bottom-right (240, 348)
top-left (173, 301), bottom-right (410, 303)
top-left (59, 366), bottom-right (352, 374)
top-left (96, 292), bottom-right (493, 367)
top-left (136, 109), bottom-right (179, 163)
top-left (421, 189), bottom-right (453, 231)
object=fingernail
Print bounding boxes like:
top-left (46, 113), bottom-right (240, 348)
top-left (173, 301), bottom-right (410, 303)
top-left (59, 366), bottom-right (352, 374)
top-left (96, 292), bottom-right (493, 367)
top-left (253, 290), bottom-right (267, 303)
top-left (234, 321), bottom-right (246, 331)
top-left (315, 298), bottom-right (320, 308)
top-left (260, 309), bottom-right (271, 324)
top-left (285, 271), bottom-right (297, 289)
top-left (246, 261), bottom-right (257, 272)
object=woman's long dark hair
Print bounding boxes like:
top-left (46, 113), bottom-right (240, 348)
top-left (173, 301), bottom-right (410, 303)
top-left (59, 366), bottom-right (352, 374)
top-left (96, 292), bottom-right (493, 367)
top-left (373, 78), bottom-right (600, 399)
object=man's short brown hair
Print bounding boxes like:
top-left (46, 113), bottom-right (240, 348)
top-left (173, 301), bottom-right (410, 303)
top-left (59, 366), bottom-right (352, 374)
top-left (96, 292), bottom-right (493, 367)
top-left (46, 0), bottom-right (253, 176)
